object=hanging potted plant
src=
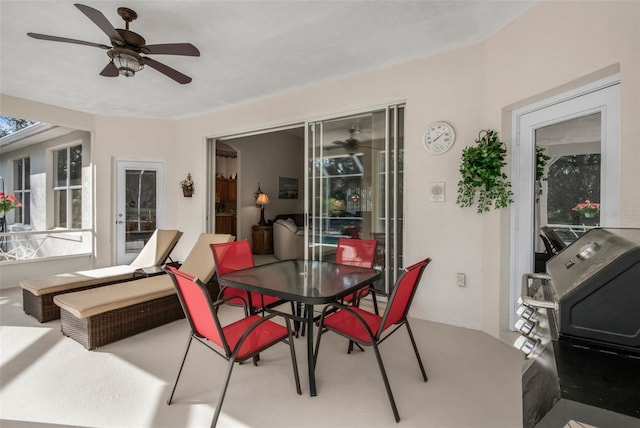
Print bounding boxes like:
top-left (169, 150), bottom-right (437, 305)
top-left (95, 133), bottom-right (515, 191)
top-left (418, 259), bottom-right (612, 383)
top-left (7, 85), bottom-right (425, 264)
top-left (180, 174), bottom-right (194, 197)
top-left (456, 129), bottom-right (513, 213)
top-left (535, 146), bottom-right (551, 202)
top-left (0, 192), bottom-right (22, 216)
top-left (572, 199), bottom-right (600, 218)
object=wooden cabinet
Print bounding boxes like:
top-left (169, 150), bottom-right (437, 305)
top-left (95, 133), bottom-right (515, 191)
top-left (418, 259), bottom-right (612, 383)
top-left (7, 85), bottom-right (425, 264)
top-left (215, 178), bottom-right (237, 203)
top-left (228, 179), bottom-right (237, 202)
top-left (251, 225), bottom-right (273, 255)
top-left (216, 214), bottom-right (236, 235)
top-left (216, 179), bottom-right (228, 201)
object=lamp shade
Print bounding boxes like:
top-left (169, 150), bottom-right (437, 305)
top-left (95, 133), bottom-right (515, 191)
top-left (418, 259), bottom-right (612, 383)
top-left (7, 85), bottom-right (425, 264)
top-left (256, 193), bottom-right (270, 206)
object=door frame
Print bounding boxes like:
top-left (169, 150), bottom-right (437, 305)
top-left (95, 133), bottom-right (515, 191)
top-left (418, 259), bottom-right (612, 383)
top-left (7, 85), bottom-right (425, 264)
top-left (509, 75), bottom-right (620, 328)
top-left (304, 104), bottom-right (405, 295)
top-left (114, 159), bottom-right (165, 265)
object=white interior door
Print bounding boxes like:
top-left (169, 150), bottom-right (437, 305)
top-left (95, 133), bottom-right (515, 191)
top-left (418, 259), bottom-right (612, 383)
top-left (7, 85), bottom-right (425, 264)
top-left (115, 160), bottom-right (165, 265)
top-left (509, 77), bottom-right (620, 328)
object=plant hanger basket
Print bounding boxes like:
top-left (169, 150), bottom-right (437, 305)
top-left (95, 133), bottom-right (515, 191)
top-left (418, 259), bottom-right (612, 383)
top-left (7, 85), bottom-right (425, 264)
top-left (456, 129), bottom-right (513, 213)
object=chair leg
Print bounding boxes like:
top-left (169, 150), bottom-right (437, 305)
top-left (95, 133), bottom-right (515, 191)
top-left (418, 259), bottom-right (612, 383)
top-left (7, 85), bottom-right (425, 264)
top-left (347, 340), bottom-right (365, 354)
top-left (371, 343), bottom-right (400, 423)
top-left (289, 301), bottom-right (299, 337)
top-left (300, 305), bottom-right (309, 337)
top-left (371, 290), bottom-right (379, 315)
top-left (405, 320), bottom-right (428, 382)
top-left (312, 317), bottom-right (325, 370)
top-left (285, 318), bottom-right (302, 395)
top-left (211, 357), bottom-right (237, 428)
top-left (167, 334), bottom-right (194, 405)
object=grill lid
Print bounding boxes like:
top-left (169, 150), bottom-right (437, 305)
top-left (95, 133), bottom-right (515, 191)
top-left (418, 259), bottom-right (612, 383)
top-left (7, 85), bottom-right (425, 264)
top-left (546, 228), bottom-right (640, 350)
top-left (546, 228), bottom-right (640, 297)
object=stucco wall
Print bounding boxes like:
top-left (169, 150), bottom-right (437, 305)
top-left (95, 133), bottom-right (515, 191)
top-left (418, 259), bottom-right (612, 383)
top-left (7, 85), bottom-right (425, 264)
top-left (1, 1), bottom-right (638, 337)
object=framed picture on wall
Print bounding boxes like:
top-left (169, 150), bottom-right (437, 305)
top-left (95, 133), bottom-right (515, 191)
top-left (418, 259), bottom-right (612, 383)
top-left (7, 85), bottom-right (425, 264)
top-left (278, 177), bottom-right (298, 199)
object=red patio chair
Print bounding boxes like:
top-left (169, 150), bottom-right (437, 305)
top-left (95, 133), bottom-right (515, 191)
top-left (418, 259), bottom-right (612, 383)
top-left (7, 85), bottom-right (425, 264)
top-left (313, 258), bottom-right (431, 423)
top-left (211, 240), bottom-right (284, 312)
top-left (336, 237), bottom-right (379, 314)
top-left (165, 266), bottom-right (301, 427)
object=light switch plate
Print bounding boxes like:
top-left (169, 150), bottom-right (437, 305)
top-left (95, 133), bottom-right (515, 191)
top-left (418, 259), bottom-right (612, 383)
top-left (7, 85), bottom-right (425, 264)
top-left (430, 182), bottom-right (445, 202)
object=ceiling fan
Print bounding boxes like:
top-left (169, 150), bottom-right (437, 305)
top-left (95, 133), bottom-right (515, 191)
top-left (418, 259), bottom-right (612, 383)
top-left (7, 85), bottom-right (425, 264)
top-left (328, 127), bottom-right (372, 153)
top-left (27, 3), bottom-right (200, 84)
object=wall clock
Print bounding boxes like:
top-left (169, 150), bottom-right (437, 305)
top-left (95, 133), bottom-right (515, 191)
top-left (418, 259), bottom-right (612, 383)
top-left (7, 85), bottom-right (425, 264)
top-left (423, 121), bottom-right (456, 154)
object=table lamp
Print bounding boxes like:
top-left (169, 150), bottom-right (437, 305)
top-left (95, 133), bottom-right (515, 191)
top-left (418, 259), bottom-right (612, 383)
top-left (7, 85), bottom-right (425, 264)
top-left (255, 186), bottom-right (270, 226)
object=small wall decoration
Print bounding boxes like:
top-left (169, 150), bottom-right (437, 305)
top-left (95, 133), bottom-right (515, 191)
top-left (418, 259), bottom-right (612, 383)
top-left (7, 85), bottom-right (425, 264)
top-left (278, 177), bottom-right (298, 199)
top-left (180, 173), bottom-right (194, 197)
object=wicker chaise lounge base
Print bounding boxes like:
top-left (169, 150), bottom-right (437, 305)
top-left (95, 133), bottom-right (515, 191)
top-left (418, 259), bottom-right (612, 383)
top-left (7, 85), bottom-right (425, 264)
top-left (20, 229), bottom-right (183, 323)
top-left (59, 293), bottom-right (185, 350)
top-left (22, 277), bottom-right (135, 323)
top-left (58, 281), bottom-right (219, 350)
top-left (53, 233), bottom-right (234, 350)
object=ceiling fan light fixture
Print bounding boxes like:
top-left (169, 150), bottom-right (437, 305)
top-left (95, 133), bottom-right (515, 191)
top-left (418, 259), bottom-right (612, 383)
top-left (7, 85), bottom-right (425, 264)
top-left (109, 48), bottom-right (144, 77)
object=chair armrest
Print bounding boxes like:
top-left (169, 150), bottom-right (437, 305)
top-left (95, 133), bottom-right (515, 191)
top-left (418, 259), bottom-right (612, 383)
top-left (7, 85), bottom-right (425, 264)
top-left (229, 312), bottom-right (293, 359)
top-left (213, 294), bottom-right (250, 317)
top-left (318, 302), bottom-right (378, 343)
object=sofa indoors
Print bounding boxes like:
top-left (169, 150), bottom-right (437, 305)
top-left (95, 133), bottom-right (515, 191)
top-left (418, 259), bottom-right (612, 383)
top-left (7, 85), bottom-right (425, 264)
top-left (273, 214), bottom-right (304, 260)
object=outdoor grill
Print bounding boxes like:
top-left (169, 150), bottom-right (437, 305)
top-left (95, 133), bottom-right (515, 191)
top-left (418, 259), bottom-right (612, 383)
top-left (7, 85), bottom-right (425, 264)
top-left (514, 228), bottom-right (640, 427)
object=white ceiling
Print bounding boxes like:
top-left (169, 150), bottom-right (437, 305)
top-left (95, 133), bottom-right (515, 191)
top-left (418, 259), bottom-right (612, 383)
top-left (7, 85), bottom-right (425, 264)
top-left (1, 1), bottom-right (536, 120)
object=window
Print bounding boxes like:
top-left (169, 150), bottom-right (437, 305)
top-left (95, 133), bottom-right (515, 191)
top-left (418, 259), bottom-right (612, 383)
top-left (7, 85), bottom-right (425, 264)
top-left (547, 153), bottom-right (601, 226)
top-left (53, 144), bottom-right (82, 228)
top-left (13, 157), bottom-right (30, 224)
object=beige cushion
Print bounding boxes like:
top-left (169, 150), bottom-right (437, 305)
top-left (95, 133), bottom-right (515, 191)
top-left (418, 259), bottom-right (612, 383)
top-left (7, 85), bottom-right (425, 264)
top-left (179, 233), bottom-right (234, 283)
top-left (54, 275), bottom-right (174, 318)
top-left (130, 229), bottom-right (183, 268)
top-left (20, 265), bottom-right (140, 296)
top-left (53, 233), bottom-right (235, 318)
top-left (20, 229), bottom-right (183, 296)
top-left (276, 218), bottom-right (298, 233)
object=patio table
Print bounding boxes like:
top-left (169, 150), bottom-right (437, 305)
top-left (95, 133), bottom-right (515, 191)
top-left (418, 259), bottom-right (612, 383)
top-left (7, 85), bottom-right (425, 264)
top-left (219, 259), bottom-right (381, 396)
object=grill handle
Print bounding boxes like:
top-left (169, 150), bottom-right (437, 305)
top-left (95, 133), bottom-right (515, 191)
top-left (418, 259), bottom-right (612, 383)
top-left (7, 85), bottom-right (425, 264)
top-left (521, 272), bottom-right (558, 309)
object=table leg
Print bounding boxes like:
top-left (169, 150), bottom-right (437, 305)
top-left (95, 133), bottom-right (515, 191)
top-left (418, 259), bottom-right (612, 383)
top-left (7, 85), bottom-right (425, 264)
top-left (306, 303), bottom-right (316, 396)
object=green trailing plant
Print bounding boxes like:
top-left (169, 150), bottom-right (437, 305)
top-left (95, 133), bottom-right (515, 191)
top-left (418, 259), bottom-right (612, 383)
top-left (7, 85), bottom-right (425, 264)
top-left (535, 146), bottom-right (551, 202)
top-left (456, 129), bottom-right (513, 213)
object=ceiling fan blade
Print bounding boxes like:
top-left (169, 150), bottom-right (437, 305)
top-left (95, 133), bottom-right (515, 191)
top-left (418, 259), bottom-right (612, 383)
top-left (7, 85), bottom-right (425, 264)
top-left (99, 61), bottom-right (119, 77)
top-left (74, 3), bottom-right (124, 45)
top-left (27, 32), bottom-right (110, 49)
top-left (142, 57), bottom-right (192, 84)
top-left (142, 43), bottom-right (200, 57)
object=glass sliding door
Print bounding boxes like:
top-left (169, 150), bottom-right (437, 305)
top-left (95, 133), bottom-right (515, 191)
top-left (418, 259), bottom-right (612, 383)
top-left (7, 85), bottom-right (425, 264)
top-left (306, 105), bottom-right (404, 295)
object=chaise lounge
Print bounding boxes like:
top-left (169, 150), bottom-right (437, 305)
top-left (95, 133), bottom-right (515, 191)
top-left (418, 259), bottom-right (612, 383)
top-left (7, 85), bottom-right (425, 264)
top-left (20, 229), bottom-right (183, 322)
top-left (53, 233), bottom-right (234, 350)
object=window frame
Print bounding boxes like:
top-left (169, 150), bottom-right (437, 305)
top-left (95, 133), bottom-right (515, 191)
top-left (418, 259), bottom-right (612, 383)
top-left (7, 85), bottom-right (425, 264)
top-left (52, 144), bottom-right (83, 229)
top-left (12, 156), bottom-right (31, 224)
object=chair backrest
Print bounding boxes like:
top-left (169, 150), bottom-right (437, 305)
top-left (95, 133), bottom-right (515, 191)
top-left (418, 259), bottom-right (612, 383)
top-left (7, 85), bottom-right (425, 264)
top-left (166, 266), bottom-right (228, 352)
top-left (540, 226), bottom-right (567, 254)
top-left (211, 240), bottom-right (255, 276)
top-left (335, 238), bottom-right (377, 268)
top-left (344, 227), bottom-right (360, 239)
top-left (539, 234), bottom-right (555, 256)
top-left (380, 258), bottom-right (431, 333)
top-left (130, 229), bottom-right (183, 268)
top-left (180, 233), bottom-right (235, 283)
